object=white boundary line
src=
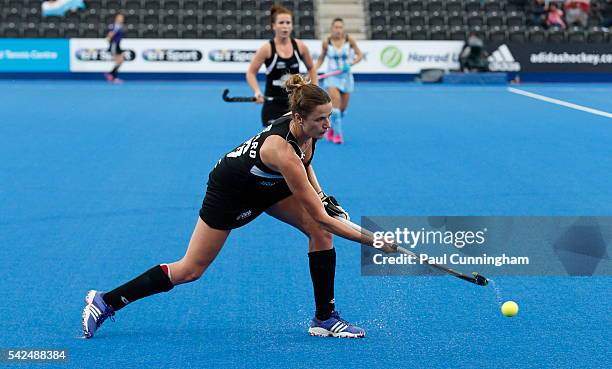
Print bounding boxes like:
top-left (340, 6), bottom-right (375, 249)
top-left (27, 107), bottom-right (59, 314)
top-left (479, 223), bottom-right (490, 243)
top-left (507, 87), bottom-right (612, 119)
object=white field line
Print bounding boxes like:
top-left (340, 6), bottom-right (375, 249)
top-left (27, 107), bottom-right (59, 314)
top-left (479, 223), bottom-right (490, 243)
top-left (507, 87), bottom-right (612, 119)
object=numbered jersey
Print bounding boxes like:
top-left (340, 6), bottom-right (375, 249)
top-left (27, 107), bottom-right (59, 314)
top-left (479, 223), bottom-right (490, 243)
top-left (208, 115), bottom-right (316, 193)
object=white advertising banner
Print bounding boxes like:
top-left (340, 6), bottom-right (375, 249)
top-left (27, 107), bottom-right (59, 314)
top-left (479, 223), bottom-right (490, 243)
top-left (69, 39), bottom-right (463, 74)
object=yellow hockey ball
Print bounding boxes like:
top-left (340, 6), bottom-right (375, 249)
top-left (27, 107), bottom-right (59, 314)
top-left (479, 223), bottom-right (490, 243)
top-left (501, 301), bottom-right (519, 317)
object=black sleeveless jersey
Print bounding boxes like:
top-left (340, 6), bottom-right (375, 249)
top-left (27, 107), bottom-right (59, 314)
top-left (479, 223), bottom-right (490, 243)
top-left (264, 38), bottom-right (304, 97)
top-left (208, 115), bottom-right (316, 193)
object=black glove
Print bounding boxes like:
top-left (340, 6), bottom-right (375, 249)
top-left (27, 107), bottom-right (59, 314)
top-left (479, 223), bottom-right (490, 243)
top-left (318, 191), bottom-right (350, 220)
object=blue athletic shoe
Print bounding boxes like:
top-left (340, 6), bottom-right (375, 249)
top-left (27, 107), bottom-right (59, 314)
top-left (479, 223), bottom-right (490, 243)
top-left (82, 290), bottom-right (115, 339)
top-left (308, 311), bottom-right (366, 338)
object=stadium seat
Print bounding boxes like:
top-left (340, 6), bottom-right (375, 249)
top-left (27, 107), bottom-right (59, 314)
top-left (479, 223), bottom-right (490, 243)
top-left (487, 27), bottom-right (507, 43)
top-left (567, 27), bottom-right (586, 42)
top-left (390, 14), bottom-right (407, 28)
top-left (125, 24), bottom-right (139, 38)
top-left (162, 14), bottom-right (180, 26)
top-left (240, 0), bottom-right (256, 13)
top-left (450, 25), bottom-right (467, 40)
top-left (505, 1), bottom-right (524, 12)
top-left (429, 26), bottom-right (448, 40)
top-left (528, 27), bottom-right (546, 42)
top-left (486, 12), bottom-right (504, 28)
top-left (202, 0), bottom-right (218, 13)
top-left (586, 27), bottom-right (608, 42)
top-left (406, 0), bottom-right (425, 13)
top-left (466, 12), bottom-right (484, 27)
top-left (221, 1), bottom-right (238, 12)
top-left (299, 29), bottom-right (315, 39)
top-left (408, 12), bottom-right (427, 27)
top-left (409, 26), bottom-right (428, 40)
top-left (165, 0), bottom-right (180, 14)
top-left (484, 0), bottom-right (503, 13)
top-left (106, 0), bottom-right (122, 13)
top-left (298, 1), bottom-right (314, 13)
top-left (447, 13), bottom-right (465, 27)
top-left (428, 13), bottom-right (446, 27)
top-left (221, 26), bottom-right (238, 39)
top-left (506, 12), bottom-right (525, 27)
top-left (547, 27), bottom-right (566, 43)
top-left (183, 0), bottom-right (198, 13)
top-left (369, 1), bottom-right (386, 15)
top-left (143, 14), bottom-right (159, 26)
top-left (298, 15), bottom-right (315, 28)
top-left (3, 26), bottom-right (21, 38)
top-left (281, 0), bottom-right (295, 10)
top-left (390, 28), bottom-right (409, 40)
top-left (242, 15), bottom-right (257, 27)
top-left (371, 29), bottom-right (388, 40)
top-left (125, 0), bottom-right (141, 15)
top-left (508, 26), bottom-right (526, 42)
top-left (201, 28), bottom-right (218, 39)
top-left (388, 0), bottom-right (404, 14)
top-left (371, 14), bottom-right (387, 28)
top-left (237, 26), bottom-right (255, 39)
top-left (161, 25), bottom-right (179, 38)
top-left (259, 0), bottom-right (274, 12)
top-left (64, 24), bottom-right (79, 38)
top-left (181, 27), bottom-right (197, 38)
top-left (427, 1), bottom-right (444, 13)
top-left (202, 14), bottom-right (217, 27)
top-left (464, 0), bottom-right (482, 13)
top-left (221, 14), bottom-right (239, 26)
top-left (446, 0), bottom-right (463, 13)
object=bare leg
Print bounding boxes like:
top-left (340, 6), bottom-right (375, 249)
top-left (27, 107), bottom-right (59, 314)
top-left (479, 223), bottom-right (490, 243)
top-left (168, 217), bottom-right (231, 284)
top-left (266, 195), bottom-right (333, 252)
top-left (340, 92), bottom-right (351, 113)
top-left (327, 87), bottom-right (343, 141)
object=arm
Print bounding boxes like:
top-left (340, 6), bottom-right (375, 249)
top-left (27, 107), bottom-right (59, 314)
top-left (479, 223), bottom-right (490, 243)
top-left (297, 39), bottom-right (318, 85)
top-left (260, 136), bottom-right (361, 242)
top-left (348, 36), bottom-right (363, 66)
top-left (246, 44), bottom-right (270, 104)
top-left (106, 29), bottom-right (114, 42)
top-left (314, 39), bottom-right (328, 71)
top-left (306, 164), bottom-right (322, 193)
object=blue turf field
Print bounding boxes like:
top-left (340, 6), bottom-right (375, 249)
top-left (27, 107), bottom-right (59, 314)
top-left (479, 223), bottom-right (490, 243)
top-left (0, 80), bottom-right (611, 368)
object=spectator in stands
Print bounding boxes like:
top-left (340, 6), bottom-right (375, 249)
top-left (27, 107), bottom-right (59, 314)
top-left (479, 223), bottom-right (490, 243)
top-left (104, 13), bottom-right (125, 84)
top-left (509, 0), bottom-right (530, 9)
top-left (459, 33), bottom-right (489, 73)
top-left (314, 18), bottom-right (363, 145)
top-left (246, 5), bottom-right (317, 126)
top-left (529, 0), bottom-right (550, 27)
top-left (565, 0), bottom-right (591, 27)
top-left (600, 0), bottom-right (612, 27)
top-left (547, 2), bottom-right (567, 28)
top-left (42, 0), bottom-right (85, 17)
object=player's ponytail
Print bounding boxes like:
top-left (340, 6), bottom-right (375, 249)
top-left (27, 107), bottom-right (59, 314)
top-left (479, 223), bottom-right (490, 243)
top-left (285, 74), bottom-right (330, 118)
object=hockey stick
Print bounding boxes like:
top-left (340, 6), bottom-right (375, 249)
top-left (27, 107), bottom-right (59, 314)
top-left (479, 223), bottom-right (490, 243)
top-left (317, 69), bottom-right (345, 80)
top-left (335, 216), bottom-right (489, 286)
top-left (222, 70), bottom-right (347, 103)
top-left (221, 89), bottom-right (286, 103)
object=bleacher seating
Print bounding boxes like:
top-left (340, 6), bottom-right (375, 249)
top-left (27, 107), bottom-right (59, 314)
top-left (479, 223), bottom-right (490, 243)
top-left (0, 0), bottom-right (610, 42)
top-left (366, 0), bottom-right (610, 42)
top-left (0, 0), bottom-right (315, 38)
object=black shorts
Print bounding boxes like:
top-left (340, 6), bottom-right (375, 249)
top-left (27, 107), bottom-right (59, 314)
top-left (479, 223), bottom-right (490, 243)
top-left (108, 42), bottom-right (122, 56)
top-left (199, 182), bottom-right (293, 230)
top-left (261, 100), bottom-right (289, 126)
